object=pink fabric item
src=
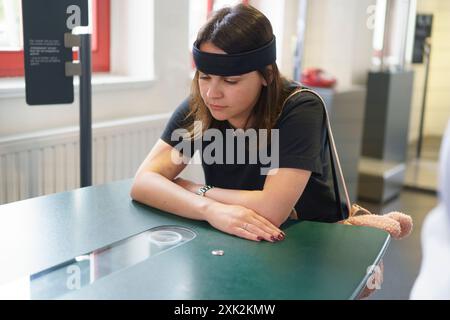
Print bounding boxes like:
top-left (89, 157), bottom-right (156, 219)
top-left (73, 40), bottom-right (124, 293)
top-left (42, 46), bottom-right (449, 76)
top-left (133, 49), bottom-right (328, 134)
top-left (385, 211), bottom-right (413, 239)
top-left (347, 214), bottom-right (401, 239)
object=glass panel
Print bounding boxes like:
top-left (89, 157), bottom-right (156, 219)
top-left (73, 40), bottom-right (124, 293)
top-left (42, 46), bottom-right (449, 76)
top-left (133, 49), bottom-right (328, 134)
top-left (0, 226), bottom-right (196, 300)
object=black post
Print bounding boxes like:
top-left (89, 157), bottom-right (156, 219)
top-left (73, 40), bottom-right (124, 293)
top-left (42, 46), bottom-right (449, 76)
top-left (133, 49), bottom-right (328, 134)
top-left (79, 34), bottom-right (92, 187)
top-left (416, 41), bottom-right (431, 159)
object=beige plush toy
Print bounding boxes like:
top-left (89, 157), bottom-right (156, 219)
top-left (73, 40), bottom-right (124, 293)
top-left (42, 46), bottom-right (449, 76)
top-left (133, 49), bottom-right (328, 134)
top-left (342, 204), bottom-right (413, 240)
top-left (340, 204), bottom-right (414, 298)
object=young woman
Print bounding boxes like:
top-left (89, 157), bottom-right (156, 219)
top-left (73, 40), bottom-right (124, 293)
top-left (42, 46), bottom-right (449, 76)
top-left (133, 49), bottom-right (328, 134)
top-left (130, 4), bottom-right (342, 243)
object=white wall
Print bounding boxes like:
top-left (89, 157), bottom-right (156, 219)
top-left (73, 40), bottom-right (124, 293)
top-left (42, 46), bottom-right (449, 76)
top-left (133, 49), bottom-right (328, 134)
top-left (246, 0), bottom-right (298, 78)
top-left (302, 0), bottom-right (376, 88)
top-left (0, 0), bottom-right (302, 186)
top-left (408, 0), bottom-right (450, 142)
top-left (300, 0), bottom-right (450, 141)
top-left (0, 0), bottom-right (304, 138)
top-left (0, 0), bottom-right (191, 138)
top-left (6, 1), bottom-right (447, 144)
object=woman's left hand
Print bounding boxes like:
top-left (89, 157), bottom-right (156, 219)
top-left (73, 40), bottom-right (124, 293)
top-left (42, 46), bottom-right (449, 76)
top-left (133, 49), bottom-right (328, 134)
top-left (173, 177), bottom-right (202, 193)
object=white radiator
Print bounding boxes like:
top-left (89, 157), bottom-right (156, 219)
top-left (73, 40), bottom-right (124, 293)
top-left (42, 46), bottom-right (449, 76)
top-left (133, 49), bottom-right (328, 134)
top-left (0, 114), bottom-right (171, 205)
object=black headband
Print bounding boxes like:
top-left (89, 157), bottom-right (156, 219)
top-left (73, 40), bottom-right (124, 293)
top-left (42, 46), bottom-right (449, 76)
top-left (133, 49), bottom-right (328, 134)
top-left (192, 36), bottom-right (276, 76)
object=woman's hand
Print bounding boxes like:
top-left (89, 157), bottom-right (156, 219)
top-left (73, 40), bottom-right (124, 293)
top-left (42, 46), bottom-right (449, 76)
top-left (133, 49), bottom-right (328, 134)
top-left (173, 177), bottom-right (285, 242)
top-left (204, 202), bottom-right (285, 242)
top-left (173, 177), bottom-right (202, 194)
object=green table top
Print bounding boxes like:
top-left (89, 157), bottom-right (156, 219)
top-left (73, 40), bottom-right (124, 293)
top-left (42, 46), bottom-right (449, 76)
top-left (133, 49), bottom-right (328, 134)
top-left (0, 179), bottom-right (390, 299)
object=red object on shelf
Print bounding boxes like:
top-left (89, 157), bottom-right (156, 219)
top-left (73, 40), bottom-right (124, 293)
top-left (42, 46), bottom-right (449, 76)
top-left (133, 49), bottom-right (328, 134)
top-left (301, 68), bottom-right (337, 88)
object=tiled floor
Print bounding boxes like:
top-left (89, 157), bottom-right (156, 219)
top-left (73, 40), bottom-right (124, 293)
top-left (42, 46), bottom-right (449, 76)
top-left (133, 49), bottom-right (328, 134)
top-left (360, 189), bottom-right (438, 299)
top-left (357, 136), bottom-right (442, 299)
top-left (404, 136), bottom-right (441, 192)
top-left (404, 159), bottom-right (439, 192)
top-left (407, 136), bottom-right (442, 162)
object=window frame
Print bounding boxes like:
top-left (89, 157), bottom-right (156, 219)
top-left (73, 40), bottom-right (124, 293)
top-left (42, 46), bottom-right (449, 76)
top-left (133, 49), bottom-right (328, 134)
top-left (207, 0), bottom-right (249, 14)
top-left (0, 0), bottom-right (110, 77)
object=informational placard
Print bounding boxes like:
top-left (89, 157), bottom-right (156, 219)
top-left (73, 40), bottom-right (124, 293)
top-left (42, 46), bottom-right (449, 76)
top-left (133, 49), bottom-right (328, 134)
top-left (412, 14), bottom-right (433, 64)
top-left (22, 0), bottom-right (88, 105)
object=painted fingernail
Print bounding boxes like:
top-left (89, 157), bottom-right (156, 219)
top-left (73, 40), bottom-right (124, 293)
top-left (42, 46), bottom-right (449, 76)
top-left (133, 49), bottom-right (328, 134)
top-left (257, 236), bottom-right (263, 241)
top-left (278, 234), bottom-right (284, 241)
top-left (270, 235), bottom-right (277, 242)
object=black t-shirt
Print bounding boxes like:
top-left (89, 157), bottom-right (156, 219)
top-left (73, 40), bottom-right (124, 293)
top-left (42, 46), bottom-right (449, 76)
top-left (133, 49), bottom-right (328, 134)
top-left (160, 82), bottom-right (342, 223)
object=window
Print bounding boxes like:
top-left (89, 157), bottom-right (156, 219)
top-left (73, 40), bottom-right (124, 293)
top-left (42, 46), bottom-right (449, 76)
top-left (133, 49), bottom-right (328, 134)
top-left (0, 0), bottom-right (110, 77)
top-left (189, 0), bottom-right (249, 48)
top-left (188, 0), bottom-right (248, 70)
top-left (211, 0), bottom-right (248, 12)
top-left (0, 0), bottom-right (21, 50)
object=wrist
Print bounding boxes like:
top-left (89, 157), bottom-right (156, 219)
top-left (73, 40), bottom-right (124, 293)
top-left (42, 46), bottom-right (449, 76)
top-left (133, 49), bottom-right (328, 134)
top-left (189, 183), bottom-right (203, 194)
top-left (198, 197), bottom-right (219, 221)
